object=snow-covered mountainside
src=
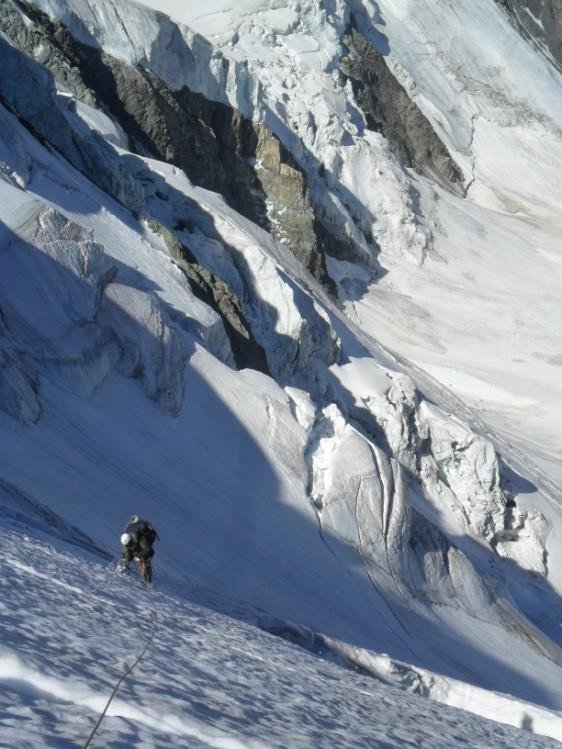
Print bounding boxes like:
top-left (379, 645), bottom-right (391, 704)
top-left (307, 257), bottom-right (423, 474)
top-left (3, 510), bottom-right (561, 749)
top-left (1, 0), bottom-right (562, 745)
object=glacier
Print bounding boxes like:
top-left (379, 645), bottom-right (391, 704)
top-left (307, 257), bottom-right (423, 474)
top-left (1, 0), bottom-right (562, 745)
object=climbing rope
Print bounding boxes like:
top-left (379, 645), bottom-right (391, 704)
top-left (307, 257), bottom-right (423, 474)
top-left (82, 605), bottom-right (159, 749)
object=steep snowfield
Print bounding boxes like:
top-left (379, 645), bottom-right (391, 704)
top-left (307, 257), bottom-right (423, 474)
top-left (2, 510), bottom-right (559, 748)
top-left (2, 0), bottom-right (562, 744)
top-left (1, 93), bottom-right (562, 741)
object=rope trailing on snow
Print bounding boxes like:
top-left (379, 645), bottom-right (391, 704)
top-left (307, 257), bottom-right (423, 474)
top-left (82, 605), bottom-right (159, 749)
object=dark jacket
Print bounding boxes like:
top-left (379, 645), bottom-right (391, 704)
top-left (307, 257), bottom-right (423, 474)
top-left (122, 519), bottom-right (158, 561)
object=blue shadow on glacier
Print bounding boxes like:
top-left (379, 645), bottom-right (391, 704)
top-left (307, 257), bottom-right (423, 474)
top-left (1, 30), bottom-right (560, 707)
top-left (1, 223), bottom-right (561, 713)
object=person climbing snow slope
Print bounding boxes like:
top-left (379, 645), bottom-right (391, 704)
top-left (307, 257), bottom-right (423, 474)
top-left (119, 515), bottom-right (159, 583)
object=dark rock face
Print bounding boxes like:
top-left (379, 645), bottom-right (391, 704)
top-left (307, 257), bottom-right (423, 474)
top-left (496, 0), bottom-right (562, 69)
top-left (341, 21), bottom-right (464, 192)
top-left (249, 129), bottom-right (329, 286)
top-left (0, 0), bottom-right (335, 293)
top-left (0, 0), bottom-right (97, 107)
top-left (0, 35), bottom-right (144, 213)
top-left (146, 222), bottom-right (271, 375)
top-left (0, 37), bottom-right (335, 384)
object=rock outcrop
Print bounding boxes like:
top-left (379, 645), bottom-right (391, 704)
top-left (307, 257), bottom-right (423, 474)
top-left (341, 19), bottom-right (464, 192)
top-left (0, 0), bottom-right (336, 293)
top-left (146, 221), bottom-right (270, 374)
top-left (496, 0), bottom-right (562, 69)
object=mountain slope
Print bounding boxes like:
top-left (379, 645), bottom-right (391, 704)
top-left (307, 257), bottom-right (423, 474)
top-left (3, 509), bottom-right (560, 748)
top-left (1, 0), bottom-right (562, 744)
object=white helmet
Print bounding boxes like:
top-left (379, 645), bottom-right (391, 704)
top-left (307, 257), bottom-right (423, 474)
top-left (120, 533), bottom-right (131, 546)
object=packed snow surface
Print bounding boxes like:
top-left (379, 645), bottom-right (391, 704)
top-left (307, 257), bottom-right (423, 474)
top-left (2, 511), bottom-right (559, 748)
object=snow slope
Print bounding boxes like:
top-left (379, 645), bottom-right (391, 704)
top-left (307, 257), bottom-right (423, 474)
top-left (109, 0), bottom-right (562, 585)
top-left (1, 0), bottom-right (562, 744)
top-left (2, 508), bottom-right (559, 748)
top-left (0, 90), bottom-right (560, 740)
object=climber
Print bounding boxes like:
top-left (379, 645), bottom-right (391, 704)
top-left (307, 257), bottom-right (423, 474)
top-left (119, 515), bottom-right (159, 584)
